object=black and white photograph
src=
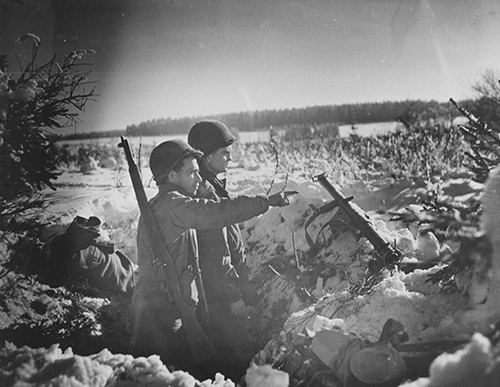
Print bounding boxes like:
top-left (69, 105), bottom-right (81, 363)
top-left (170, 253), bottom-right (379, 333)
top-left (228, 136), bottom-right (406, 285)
top-left (1, 0), bottom-right (499, 386)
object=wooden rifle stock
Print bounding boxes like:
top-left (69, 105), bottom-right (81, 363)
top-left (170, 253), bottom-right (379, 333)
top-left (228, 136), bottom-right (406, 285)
top-left (118, 136), bottom-right (216, 363)
top-left (312, 173), bottom-right (401, 266)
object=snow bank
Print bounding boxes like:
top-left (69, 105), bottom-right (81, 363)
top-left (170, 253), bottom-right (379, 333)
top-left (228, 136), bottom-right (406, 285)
top-left (239, 176), bottom-right (434, 335)
top-left (0, 343), bottom-right (236, 387)
top-left (244, 364), bottom-right (289, 387)
top-left (283, 269), bottom-right (468, 343)
top-left (26, 158), bottom-right (498, 385)
top-left (400, 333), bottom-right (499, 387)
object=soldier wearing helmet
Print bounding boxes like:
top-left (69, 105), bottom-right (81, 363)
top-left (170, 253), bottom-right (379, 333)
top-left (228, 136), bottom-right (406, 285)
top-left (188, 120), bottom-right (260, 377)
top-left (131, 138), bottom-right (294, 376)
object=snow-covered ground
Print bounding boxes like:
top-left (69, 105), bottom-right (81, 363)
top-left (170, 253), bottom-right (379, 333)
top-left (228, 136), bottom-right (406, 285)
top-left (1, 148), bottom-right (499, 386)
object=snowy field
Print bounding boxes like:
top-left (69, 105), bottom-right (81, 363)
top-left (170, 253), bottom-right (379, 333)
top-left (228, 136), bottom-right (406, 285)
top-left (43, 154), bottom-right (495, 343)
top-left (58, 121), bottom-right (402, 147)
top-left (1, 132), bottom-right (499, 386)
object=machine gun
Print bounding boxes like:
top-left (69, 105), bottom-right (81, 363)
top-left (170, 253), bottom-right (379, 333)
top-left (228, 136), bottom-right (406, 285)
top-left (118, 137), bottom-right (216, 363)
top-left (311, 173), bottom-right (402, 268)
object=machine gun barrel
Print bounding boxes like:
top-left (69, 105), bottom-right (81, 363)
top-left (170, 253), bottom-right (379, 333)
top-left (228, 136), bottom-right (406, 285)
top-left (313, 173), bottom-right (401, 266)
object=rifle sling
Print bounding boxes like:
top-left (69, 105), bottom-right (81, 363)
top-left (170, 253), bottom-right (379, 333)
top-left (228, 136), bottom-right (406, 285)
top-left (200, 166), bottom-right (230, 198)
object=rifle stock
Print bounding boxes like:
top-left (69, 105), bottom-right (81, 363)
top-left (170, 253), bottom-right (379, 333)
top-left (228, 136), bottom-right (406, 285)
top-left (118, 136), bottom-right (216, 363)
top-left (312, 173), bottom-right (402, 266)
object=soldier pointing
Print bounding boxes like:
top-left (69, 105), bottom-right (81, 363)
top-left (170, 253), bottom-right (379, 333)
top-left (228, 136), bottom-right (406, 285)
top-left (131, 138), bottom-right (296, 374)
top-left (188, 120), bottom-right (263, 377)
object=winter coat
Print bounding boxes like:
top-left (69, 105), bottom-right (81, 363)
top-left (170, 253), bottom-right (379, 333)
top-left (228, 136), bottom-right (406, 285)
top-left (47, 226), bottom-right (135, 294)
top-left (131, 182), bottom-right (269, 366)
top-left (195, 174), bottom-right (260, 361)
top-left (195, 178), bottom-right (246, 305)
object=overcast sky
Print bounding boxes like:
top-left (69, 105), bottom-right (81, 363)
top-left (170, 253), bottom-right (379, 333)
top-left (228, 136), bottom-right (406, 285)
top-left (2, 0), bottom-right (500, 133)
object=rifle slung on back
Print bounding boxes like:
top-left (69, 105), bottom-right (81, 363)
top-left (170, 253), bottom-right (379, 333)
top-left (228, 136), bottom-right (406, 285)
top-left (118, 136), bottom-right (216, 363)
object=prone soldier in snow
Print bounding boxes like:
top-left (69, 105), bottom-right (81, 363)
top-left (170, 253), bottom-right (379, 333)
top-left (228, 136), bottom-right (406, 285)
top-left (130, 139), bottom-right (295, 373)
top-left (46, 215), bottom-right (136, 295)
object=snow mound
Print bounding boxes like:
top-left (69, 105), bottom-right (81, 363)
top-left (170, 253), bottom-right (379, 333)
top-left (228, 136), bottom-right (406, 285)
top-left (0, 343), bottom-right (236, 387)
top-left (400, 333), bottom-right (499, 387)
top-left (244, 364), bottom-right (289, 387)
top-left (283, 269), bottom-right (468, 343)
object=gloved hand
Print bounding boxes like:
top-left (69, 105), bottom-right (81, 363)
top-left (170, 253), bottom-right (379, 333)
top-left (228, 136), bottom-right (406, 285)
top-left (64, 216), bottom-right (101, 252)
top-left (268, 190), bottom-right (299, 207)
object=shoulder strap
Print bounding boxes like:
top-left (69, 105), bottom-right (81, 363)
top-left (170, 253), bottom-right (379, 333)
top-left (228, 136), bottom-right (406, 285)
top-left (209, 175), bottom-right (229, 198)
top-left (199, 166), bottom-right (229, 198)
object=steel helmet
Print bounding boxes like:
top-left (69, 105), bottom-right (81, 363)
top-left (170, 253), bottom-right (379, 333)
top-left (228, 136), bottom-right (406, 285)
top-left (149, 139), bottom-right (202, 183)
top-left (188, 119), bottom-right (237, 155)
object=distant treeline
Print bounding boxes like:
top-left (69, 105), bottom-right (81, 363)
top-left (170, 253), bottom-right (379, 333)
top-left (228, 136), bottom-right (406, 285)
top-left (63, 99), bottom-right (476, 140)
top-left (61, 129), bottom-right (127, 141)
